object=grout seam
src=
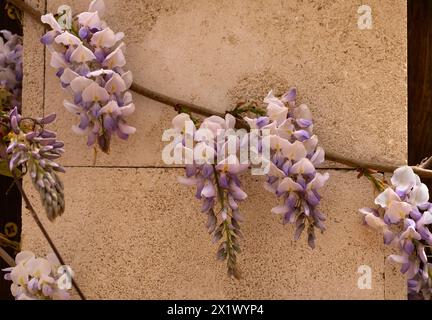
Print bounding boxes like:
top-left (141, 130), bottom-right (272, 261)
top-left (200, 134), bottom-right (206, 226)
top-left (61, 165), bottom-right (359, 170)
top-left (42, 0), bottom-right (47, 117)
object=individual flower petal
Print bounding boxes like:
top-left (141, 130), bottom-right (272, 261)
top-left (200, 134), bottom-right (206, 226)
top-left (417, 210), bottom-right (432, 227)
top-left (59, 68), bottom-right (79, 85)
top-left (293, 104), bottom-right (313, 121)
top-left (310, 147), bottom-right (325, 165)
top-left (49, 51), bottom-right (67, 69)
top-left (290, 158), bottom-right (315, 175)
top-left (201, 182), bottom-right (215, 198)
top-left (277, 177), bottom-right (303, 193)
top-left (229, 182), bottom-right (247, 200)
top-left (70, 44), bottom-right (96, 63)
top-left (271, 204), bottom-right (289, 215)
top-left (281, 140), bottom-right (307, 161)
top-left (104, 73), bottom-right (127, 94)
top-left (269, 135), bottom-right (291, 153)
top-left (118, 122), bottom-right (136, 135)
top-left (90, 27), bottom-right (117, 48)
top-left (409, 183), bottom-right (429, 207)
top-left (385, 201), bottom-right (413, 224)
top-left (281, 87), bottom-right (296, 103)
top-left (268, 162), bottom-right (285, 178)
top-left (41, 13), bottom-right (62, 32)
top-left (391, 166), bottom-right (417, 192)
top-left (77, 11), bottom-right (102, 29)
top-left (264, 90), bottom-right (284, 108)
top-left (308, 172), bottom-right (329, 190)
top-left (40, 30), bottom-right (58, 45)
top-left (400, 226), bottom-right (422, 241)
top-left (388, 254), bottom-right (409, 265)
top-left (121, 71), bottom-right (133, 89)
top-left (82, 82), bottom-right (109, 102)
top-left (303, 135), bottom-right (319, 155)
top-left (374, 187), bottom-right (401, 208)
top-left (119, 103), bottom-right (135, 117)
top-left (15, 251), bottom-right (35, 265)
top-left (102, 43), bottom-right (126, 68)
top-left (87, 69), bottom-right (114, 77)
top-left (54, 32), bottom-right (82, 46)
top-left (89, 0), bottom-right (106, 16)
top-left (70, 76), bottom-right (93, 93)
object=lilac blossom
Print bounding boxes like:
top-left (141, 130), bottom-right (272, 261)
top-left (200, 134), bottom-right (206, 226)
top-left (245, 88), bottom-right (329, 249)
top-left (169, 113), bottom-right (248, 278)
top-left (41, 0), bottom-right (135, 153)
top-left (2, 251), bottom-right (73, 300)
top-left (360, 166), bottom-right (432, 300)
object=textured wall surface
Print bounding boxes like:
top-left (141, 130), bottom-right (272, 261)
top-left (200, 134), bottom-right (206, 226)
top-left (22, 0), bottom-right (407, 299)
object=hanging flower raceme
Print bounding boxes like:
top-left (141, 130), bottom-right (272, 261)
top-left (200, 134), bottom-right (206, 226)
top-left (166, 113), bottom-right (248, 278)
top-left (6, 107), bottom-right (65, 221)
top-left (360, 166), bottom-right (432, 300)
top-left (245, 89), bottom-right (329, 248)
top-left (0, 30), bottom-right (22, 111)
top-left (0, 31), bottom-right (65, 221)
top-left (2, 251), bottom-right (73, 300)
top-left (41, 0), bottom-right (135, 153)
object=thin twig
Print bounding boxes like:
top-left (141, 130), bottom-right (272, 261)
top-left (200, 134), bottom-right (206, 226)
top-left (420, 156), bottom-right (432, 170)
top-left (12, 175), bottom-right (87, 300)
top-left (0, 245), bottom-right (16, 267)
top-left (130, 83), bottom-right (222, 118)
top-left (326, 151), bottom-right (432, 179)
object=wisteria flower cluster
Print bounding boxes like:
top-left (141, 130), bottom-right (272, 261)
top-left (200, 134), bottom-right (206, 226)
top-left (164, 88), bottom-right (328, 277)
top-left (7, 107), bottom-right (65, 220)
top-left (245, 89), bottom-right (329, 248)
top-left (41, 0), bottom-right (136, 153)
top-left (360, 166), bottom-right (432, 300)
top-left (0, 31), bottom-right (65, 221)
top-left (167, 113), bottom-right (248, 278)
top-left (2, 251), bottom-right (73, 300)
top-left (0, 30), bottom-right (22, 111)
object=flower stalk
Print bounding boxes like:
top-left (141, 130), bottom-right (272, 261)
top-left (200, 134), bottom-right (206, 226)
top-left (213, 165), bottom-right (241, 279)
top-left (0, 245), bottom-right (16, 267)
top-left (11, 173), bottom-right (86, 300)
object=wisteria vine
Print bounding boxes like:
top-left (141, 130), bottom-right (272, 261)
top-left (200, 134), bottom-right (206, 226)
top-left (3, 0), bottom-right (432, 300)
top-left (0, 29), bottom-right (75, 299)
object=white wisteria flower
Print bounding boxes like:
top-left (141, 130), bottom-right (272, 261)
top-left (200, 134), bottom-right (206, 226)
top-left (360, 166), bottom-right (432, 300)
top-left (2, 251), bottom-right (73, 300)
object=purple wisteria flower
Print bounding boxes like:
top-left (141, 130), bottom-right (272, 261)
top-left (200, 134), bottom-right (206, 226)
top-left (360, 166), bottom-right (432, 300)
top-left (168, 113), bottom-right (248, 278)
top-left (245, 89), bottom-right (329, 248)
top-left (41, 0), bottom-right (135, 153)
top-left (0, 30), bottom-right (22, 111)
top-left (7, 107), bottom-right (65, 221)
top-left (0, 31), bottom-right (65, 220)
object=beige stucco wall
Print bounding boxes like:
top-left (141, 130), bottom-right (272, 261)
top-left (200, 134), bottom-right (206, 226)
top-left (21, 0), bottom-right (407, 299)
